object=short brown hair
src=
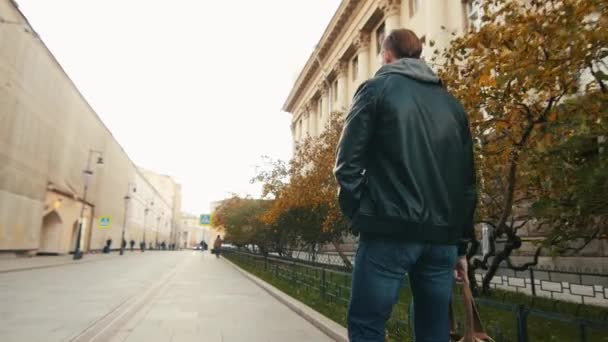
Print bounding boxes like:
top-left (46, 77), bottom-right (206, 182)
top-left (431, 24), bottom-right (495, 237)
top-left (382, 29), bottom-right (422, 59)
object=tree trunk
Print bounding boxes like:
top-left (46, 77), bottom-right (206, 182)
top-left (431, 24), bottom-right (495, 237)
top-left (331, 240), bottom-right (353, 271)
top-left (481, 239), bottom-right (518, 293)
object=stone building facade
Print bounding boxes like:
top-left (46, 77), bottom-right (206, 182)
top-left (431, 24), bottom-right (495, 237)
top-left (0, 0), bottom-right (181, 255)
top-left (283, 0), bottom-right (480, 143)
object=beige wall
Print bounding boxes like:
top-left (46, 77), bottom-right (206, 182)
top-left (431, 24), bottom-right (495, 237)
top-left (139, 168), bottom-right (182, 246)
top-left (0, 0), bottom-right (180, 254)
top-left (284, 0), bottom-right (476, 144)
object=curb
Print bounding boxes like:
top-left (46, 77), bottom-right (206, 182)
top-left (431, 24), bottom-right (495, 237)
top-left (223, 257), bottom-right (349, 342)
top-left (0, 253), bottom-right (140, 274)
top-left (0, 258), bottom-right (111, 274)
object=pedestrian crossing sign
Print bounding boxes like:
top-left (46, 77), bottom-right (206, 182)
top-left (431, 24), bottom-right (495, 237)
top-left (98, 216), bottom-right (112, 229)
top-left (199, 214), bottom-right (211, 226)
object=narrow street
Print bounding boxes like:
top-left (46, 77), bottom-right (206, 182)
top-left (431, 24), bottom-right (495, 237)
top-left (0, 251), bottom-right (333, 342)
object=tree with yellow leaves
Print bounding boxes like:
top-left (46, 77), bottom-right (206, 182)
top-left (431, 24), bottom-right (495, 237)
top-left (253, 114), bottom-right (353, 269)
top-left (436, 0), bottom-right (607, 292)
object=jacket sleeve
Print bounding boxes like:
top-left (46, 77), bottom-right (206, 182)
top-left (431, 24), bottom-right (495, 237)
top-left (333, 81), bottom-right (379, 220)
top-left (458, 115), bottom-right (478, 256)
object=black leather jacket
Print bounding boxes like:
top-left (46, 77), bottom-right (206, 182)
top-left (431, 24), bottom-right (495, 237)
top-left (334, 58), bottom-right (476, 254)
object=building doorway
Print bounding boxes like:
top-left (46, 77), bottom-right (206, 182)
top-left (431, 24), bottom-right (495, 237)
top-left (39, 211), bottom-right (62, 254)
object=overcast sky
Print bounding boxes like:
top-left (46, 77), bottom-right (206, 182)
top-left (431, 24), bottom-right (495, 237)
top-left (17, 0), bottom-right (341, 214)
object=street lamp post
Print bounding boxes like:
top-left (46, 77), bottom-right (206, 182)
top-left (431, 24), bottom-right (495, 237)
top-left (154, 213), bottom-right (164, 249)
top-left (74, 149), bottom-right (104, 260)
top-left (142, 200), bottom-right (153, 252)
top-left (120, 183), bottom-right (136, 255)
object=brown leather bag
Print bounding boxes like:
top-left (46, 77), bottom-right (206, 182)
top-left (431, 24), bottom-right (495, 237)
top-left (449, 277), bottom-right (495, 342)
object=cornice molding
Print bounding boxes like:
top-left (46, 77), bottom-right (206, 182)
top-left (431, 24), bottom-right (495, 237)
top-left (353, 31), bottom-right (371, 52)
top-left (333, 61), bottom-right (349, 76)
top-left (283, 0), bottom-right (363, 113)
top-left (379, 0), bottom-right (401, 16)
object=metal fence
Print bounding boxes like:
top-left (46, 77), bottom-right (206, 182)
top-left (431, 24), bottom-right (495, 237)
top-left (263, 249), bottom-right (608, 307)
top-left (224, 249), bottom-right (608, 342)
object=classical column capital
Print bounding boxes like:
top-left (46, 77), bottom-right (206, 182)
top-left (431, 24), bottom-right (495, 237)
top-left (307, 98), bottom-right (317, 109)
top-left (379, 0), bottom-right (401, 16)
top-left (333, 61), bottom-right (348, 77)
top-left (353, 32), bottom-right (371, 52)
top-left (318, 82), bottom-right (329, 96)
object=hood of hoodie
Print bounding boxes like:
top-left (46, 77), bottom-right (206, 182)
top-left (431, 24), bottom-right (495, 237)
top-left (375, 58), bottom-right (441, 84)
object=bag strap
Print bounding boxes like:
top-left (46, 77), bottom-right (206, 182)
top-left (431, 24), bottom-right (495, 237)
top-left (449, 299), bottom-right (461, 340)
top-left (450, 278), bottom-right (494, 342)
top-left (461, 277), bottom-right (476, 341)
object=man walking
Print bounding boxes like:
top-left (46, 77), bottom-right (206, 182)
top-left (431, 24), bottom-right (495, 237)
top-left (334, 29), bottom-right (476, 342)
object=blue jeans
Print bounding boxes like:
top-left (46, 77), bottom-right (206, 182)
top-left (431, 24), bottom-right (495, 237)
top-left (348, 238), bottom-right (458, 342)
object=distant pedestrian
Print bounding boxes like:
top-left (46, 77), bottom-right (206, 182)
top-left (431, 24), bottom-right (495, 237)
top-left (213, 235), bottom-right (222, 258)
top-left (140, 241), bottom-right (145, 252)
top-left (103, 238), bottom-right (112, 253)
top-left (130, 240), bottom-right (135, 251)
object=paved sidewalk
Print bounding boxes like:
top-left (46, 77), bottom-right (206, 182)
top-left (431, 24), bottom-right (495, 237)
top-left (112, 251), bottom-right (334, 342)
top-left (0, 251), bottom-right (185, 342)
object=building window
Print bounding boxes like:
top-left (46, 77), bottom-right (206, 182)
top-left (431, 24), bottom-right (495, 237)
top-left (333, 80), bottom-right (338, 102)
top-left (376, 23), bottom-right (385, 55)
top-left (409, 0), bottom-right (420, 17)
top-left (352, 56), bottom-right (359, 81)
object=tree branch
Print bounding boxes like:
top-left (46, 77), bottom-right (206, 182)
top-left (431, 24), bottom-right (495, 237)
top-left (506, 247), bottom-right (542, 271)
top-left (513, 220), bottom-right (529, 232)
top-left (558, 228), bottom-right (601, 255)
top-left (588, 62), bottom-right (607, 94)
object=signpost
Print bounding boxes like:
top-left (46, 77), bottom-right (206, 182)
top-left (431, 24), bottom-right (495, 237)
top-left (99, 216), bottom-right (112, 229)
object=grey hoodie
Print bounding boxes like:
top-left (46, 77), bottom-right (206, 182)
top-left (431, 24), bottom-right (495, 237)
top-left (375, 58), bottom-right (441, 84)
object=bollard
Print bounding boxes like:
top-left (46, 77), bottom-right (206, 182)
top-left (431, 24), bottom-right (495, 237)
top-left (579, 322), bottom-right (587, 342)
top-left (516, 304), bottom-right (529, 342)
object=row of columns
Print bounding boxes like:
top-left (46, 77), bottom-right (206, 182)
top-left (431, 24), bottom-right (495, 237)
top-left (294, 0), bottom-right (403, 143)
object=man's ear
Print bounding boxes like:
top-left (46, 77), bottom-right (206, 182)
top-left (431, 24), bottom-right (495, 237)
top-left (384, 49), bottom-right (395, 64)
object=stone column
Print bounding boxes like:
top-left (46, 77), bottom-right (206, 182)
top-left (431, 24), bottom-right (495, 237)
top-left (334, 61), bottom-right (348, 112)
top-left (302, 112), bottom-right (309, 139)
top-left (353, 32), bottom-right (371, 86)
top-left (307, 101), bottom-right (317, 137)
top-left (294, 116), bottom-right (301, 142)
top-left (319, 83), bottom-right (330, 134)
top-left (381, 0), bottom-right (402, 32)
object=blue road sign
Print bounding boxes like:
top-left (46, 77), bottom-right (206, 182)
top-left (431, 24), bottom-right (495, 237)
top-left (99, 216), bottom-right (112, 229)
top-left (199, 214), bottom-right (211, 226)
